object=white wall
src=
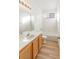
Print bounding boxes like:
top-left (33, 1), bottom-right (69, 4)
top-left (31, 0), bottom-right (59, 36)
top-left (41, 9), bottom-right (58, 35)
top-left (31, 0), bottom-right (42, 31)
top-left (56, 0), bottom-right (60, 37)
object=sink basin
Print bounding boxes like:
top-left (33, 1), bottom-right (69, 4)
top-left (22, 38), bottom-right (29, 42)
top-left (26, 34), bottom-right (34, 39)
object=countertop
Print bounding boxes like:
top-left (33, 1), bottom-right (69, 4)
top-left (19, 31), bottom-right (42, 51)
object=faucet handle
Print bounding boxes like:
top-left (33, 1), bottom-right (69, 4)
top-left (27, 33), bottom-right (30, 36)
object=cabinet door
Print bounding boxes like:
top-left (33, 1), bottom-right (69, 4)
top-left (19, 43), bottom-right (32, 59)
top-left (19, 48), bottom-right (26, 59)
top-left (39, 35), bottom-right (44, 49)
top-left (33, 38), bottom-right (38, 59)
top-left (26, 44), bottom-right (32, 59)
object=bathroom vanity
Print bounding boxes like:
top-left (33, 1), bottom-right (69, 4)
top-left (19, 32), bottom-right (44, 59)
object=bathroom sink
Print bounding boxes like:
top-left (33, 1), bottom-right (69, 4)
top-left (26, 34), bottom-right (34, 39)
top-left (19, 32), bottom-right (35, 44)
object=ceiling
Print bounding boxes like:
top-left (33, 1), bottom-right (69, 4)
top-left (31, 0), bottom-right (59, 10)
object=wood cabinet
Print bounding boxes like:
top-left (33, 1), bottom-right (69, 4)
top-left (33, 38), bottom-right (39, 59)
top-left (19, 34), bottom-right (44, 59)
top-left (39, 34), bottom-right (44, 49)
top-left (19, 43), bottom-right (32, 59)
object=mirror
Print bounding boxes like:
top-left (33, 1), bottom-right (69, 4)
top-left (19, 9), bottom-right (34, 34)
